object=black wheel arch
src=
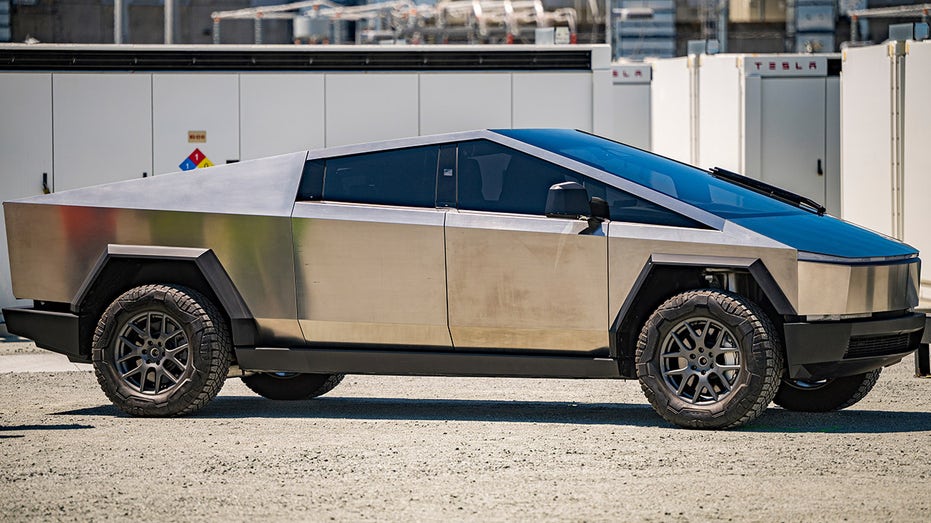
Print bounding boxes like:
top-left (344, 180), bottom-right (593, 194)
top-left (610, 254), bottom-right (796, 378)
top-left (71, 245), bottom-right (256, 359)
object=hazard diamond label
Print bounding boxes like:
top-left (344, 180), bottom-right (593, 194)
top-left (179, 148), bottom-right (214, 171)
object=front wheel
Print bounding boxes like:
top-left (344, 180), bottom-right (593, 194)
top-left (636, 289), bottom-right (784, 429)
top-left (242, 372), bottom-right (344, 400)
top-left (92, 284), bottom-right (231, 417)
top-left (773, 369), bottom-right (881, 412)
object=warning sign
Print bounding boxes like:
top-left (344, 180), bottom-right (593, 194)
top-left (179, 148), bottom-right (214, 171)
top-left (188, 130), bottom-right (207, 143)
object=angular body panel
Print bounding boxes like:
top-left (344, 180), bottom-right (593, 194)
top-left (445, 211), bottom-right (609, 353)
top-left (293, 202), bottom-right (451, 347)
top-left (4, 152), bottom-right (306, 344)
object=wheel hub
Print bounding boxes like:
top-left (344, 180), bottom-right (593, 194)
top-left (659, 317), bottom-right (742, 405)
top-left (114, 311), bottom-right (191, 395)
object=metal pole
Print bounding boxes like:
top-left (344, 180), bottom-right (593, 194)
top-left (254, 15), bottom-right (263, 44)
top-left (850, 15), bottom-right (858, 43)
top-left (114, 0), bottom-right (123, 44)
top-left (717, 0), bottom-right (727, 52)
top-left (605, 0), bottom-right (611, 54)
top-left (213, 17), bottom-right (221, 44)
top-left (164, 0), bottom-right (173, 44)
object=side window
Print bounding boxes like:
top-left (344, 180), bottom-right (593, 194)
top-left (603, 185), bottom-right (706, 228)
top-left (456, 140), bottom-right (703, 228)
top-left (322, 146), bottom-right (439, 207)
top-left (458, 140), bottom-right (584, 215)
top-left (297, 159), bottom-right (325, 201)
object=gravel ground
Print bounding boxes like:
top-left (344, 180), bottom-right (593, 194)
top-left (1, 348), bottom-right (930, 522)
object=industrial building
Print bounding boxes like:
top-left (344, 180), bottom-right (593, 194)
top-left (3, 0), bottom-right (930, 55)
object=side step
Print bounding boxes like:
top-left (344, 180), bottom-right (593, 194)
top-left (235, 348), bottom-right (624, 379)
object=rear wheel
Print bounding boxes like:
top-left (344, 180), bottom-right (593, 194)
top-left (636, 289), bottom-right (784, 429)
top-left (92, 284), bottom-right (231, 417)
top-left (773, 369), bottom-right (881, 412)
top-left (242, 372), bottom-right (344, 400)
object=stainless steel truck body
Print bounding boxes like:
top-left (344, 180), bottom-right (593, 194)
top-left (3, 129), bottom-right (924, 428)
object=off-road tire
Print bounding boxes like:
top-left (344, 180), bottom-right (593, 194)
top-left (92, 284), bottom-right (231, 417)
top-left (773, 369), bottom-right (881, 412)
top-left (242, 372), bottom-right (344, 401)
top-left (636, 289), bottom-right (784, 429)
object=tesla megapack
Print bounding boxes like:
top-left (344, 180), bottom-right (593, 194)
top-left (3, 129), bottom-right (924, 428)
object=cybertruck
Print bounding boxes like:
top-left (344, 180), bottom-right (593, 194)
top-left (3, 129), bottom-right (924, 429)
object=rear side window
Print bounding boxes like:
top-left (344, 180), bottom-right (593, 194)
top-left (322, 146), bottom-right (439, 207)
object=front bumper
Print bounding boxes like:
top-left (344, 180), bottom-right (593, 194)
top-left (2, 306), bottom-right (87, 363)
top-left (783, 312), bottom-right (925, 380)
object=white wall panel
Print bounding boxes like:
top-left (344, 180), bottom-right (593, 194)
top-left (0, 74), bottom-right (51, 200)
top-left (759, 77), bottom-right (826, 205)
top-left (325, 73), bottom-right (419, 147)
top-left (0, 73), bottom-right (51, 311)
top-left (649, 57), bottom-right (691, 162)
top-left (53, 73), bottom-right (153, 191)
top-left (824, 76), bottom-right (841, 216)
top-left (903, 40), bottom-right (931, 291)
top-left (240, 73), bottom-right (325, 160)
top-left (511, 73), bottom-right (592, 130)
top-left (840, 45), bottom-right (894, 234)
top-left (697, 55), bottom-right (741, 171)
top-left (152, 74), bottom-right (240, 175)
top-left (591, 69), bottom-right (613, 137)
top-left (419, 73), bottom-right (511, 135)
top-left (611, 83), bottom-right (651, 149)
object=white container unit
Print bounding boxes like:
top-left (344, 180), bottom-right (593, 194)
top-left (609, 63), bottom-right (651, 150)
top-left (0, 73), bottom-right (51, 311)
top-left (0, 44), bottom-right (613, 314)
top-left (649, 56), bottom-right (692, 163)
top-left (903, 40), bottom-right (931, 301)
top-left (841, 39), bottom-right (931, 301)
top-left (650, 53), bottom-right (841, 215)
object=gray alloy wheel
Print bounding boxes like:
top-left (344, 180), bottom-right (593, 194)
top-left (113, 311), bottom-right (192, 396)
top-left (242, 372), bottom-right (344, 401)
top-left (92, 284), bottom-right (231, 417)
top-left (773, 368), bottom-right (882, 412)
top-left (636, 289), bottom-right (784, 429)
top-left (658, 316), bottom-right (742, 405)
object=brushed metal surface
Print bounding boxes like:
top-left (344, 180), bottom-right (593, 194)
top-left (4, 202), bottom-right (303, 344)
top-left (797, 260), bottom-right (920, 315)
top-left (606, 220), bottom-right (800, 320)
top-left (292, 202), bottom-right (452, 347)
top-left (12, 151), bottom-right (306, 217)
top-left (446, 211), bottom-right (609, 352)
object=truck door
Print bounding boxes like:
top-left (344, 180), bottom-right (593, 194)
top-left (445, 140), bottom-right (610, 355)
top-left (292, 146), bottom-right (452, 349)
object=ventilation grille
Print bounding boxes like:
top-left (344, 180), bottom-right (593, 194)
top-left (844, 333), bottom-right (912, 359)
top-left (0, 49), bottom-right (592, 72)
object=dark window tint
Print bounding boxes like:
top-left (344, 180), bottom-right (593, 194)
top-left (458, 140), bottom-right (703, 228)
top-left (297, 159), bottom-right (325, 201)
top-left (323, 146), bottom-right (439, 207)
top-left (602, 185), bottom-right (705, 228)
top-left (494, 129), bottom-right (805, 220)
top-left (458, 140), bottom-right (583, 215)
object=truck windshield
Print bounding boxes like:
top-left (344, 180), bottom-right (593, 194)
top-left (494, 128), bottom-right (918, 259)
top-left (493, 128), bottom-right (805, 220)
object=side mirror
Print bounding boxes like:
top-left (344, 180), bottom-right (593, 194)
top-left (590, 196), bottom-right (609, 220)
top-left (545, 182), bottom-right (591, 219)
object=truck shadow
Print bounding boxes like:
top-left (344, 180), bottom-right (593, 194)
top-left (0, 423), bottom-right (94, 438)
top-left (56, 396), bottom-right (931, 433)
top-left (210, 396), bottom-right (667, 427)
